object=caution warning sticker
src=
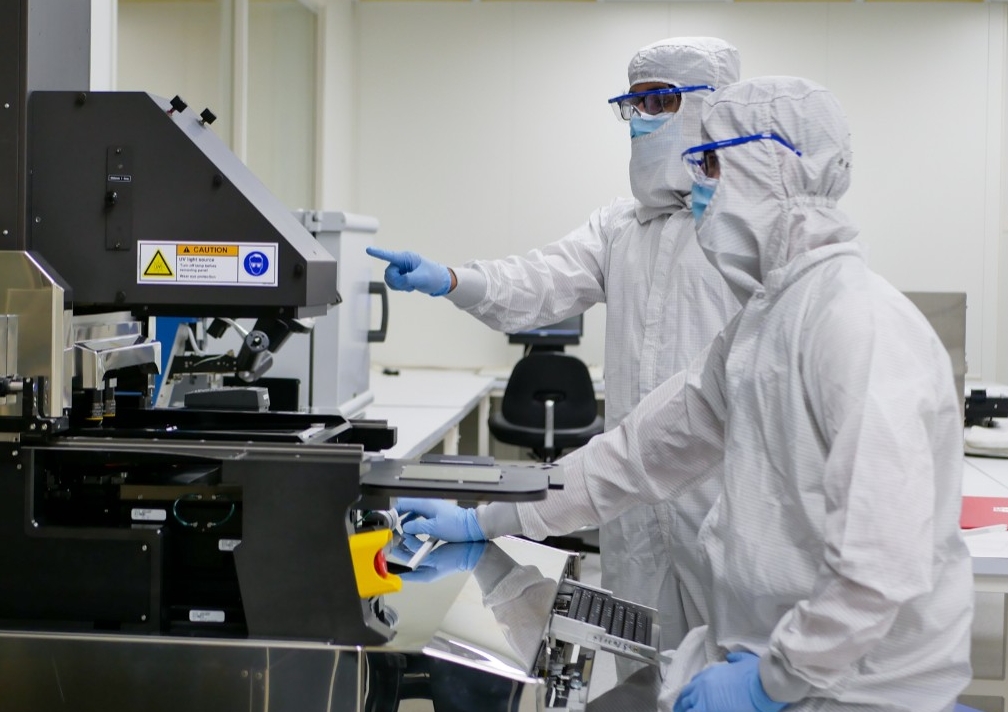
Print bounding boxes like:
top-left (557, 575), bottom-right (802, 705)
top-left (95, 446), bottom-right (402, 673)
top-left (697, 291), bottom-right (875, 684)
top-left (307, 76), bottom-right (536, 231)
top-left (143, 249), bottom-right (174, 277)
top-left (137, 242), bottom-right (278, 287)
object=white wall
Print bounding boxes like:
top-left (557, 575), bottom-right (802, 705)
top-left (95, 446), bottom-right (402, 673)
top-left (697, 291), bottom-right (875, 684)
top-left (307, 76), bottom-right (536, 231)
top-left (116, 0), bottom-right (318, 209)
top-left (318, 0), bottom-right (357, 210)
top-left (352, 2), bottom-right (1007, 381)
top-left (999, 30), bottom-right (1008, 383)
top-left (117, 1), bottom-right (234, 145)
top-left (89, 0), bottom-right (116, 90)
top-left (247, 2), bottom-right (317, 209)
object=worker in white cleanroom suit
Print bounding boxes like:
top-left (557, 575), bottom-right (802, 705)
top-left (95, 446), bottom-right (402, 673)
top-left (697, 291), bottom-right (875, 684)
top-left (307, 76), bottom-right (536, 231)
top-left (400, 75), bottom-right (974, 712)
top-left (368, 37), bottom-right (742, 677)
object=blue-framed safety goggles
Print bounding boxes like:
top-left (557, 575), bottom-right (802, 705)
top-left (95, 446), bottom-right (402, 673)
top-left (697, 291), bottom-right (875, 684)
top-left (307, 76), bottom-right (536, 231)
top-left (681, 132), bottom-right (802, 181)
top-left (607, 84), bottom-right (716, 121)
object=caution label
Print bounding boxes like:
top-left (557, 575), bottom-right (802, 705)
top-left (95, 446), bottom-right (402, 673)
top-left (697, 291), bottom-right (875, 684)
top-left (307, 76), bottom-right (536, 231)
top-left (179, 244), bottom-right (239, 257)
top-left (143, 249), bottom-right (174, 277)
top-left (138, 241), bottom-right (278, 287)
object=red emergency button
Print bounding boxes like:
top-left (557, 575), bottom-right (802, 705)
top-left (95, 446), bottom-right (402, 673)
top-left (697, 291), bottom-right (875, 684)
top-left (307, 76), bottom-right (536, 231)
top-left (374, 550), bottom-right (389, 578)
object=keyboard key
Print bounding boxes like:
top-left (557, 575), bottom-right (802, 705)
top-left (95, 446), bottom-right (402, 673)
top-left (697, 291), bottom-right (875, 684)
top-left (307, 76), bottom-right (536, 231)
top-left (600, 600), bottom-right (614, 632)
top-left (611, 604), bottom-right (625, 637)
top-left (568, 587), bottom-right (582, 618)
top-left (622, 609), bottom-right (637, 640)
top-left (635, 612), bottom-right (651, 645)
top-left (560, 585), bottom-right (656, 649)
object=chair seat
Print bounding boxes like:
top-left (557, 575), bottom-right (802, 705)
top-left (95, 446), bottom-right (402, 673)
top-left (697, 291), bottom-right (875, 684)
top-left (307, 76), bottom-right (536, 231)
top-left (488, 351), bottom-right (603, 461)
top-left (488, 412), bottom-right (603, 451)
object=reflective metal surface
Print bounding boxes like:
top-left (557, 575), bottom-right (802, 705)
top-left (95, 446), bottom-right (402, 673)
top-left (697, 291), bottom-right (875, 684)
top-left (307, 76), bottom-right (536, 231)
top-left (0, 314), bottom-right (16, 406)
top-left (382, 536), bottom-right (570, 679)
top-left (73, 337), bottom-right (160, 388)
top-left (0, 633), bottom-right (365, 712)
top-left (70, 313), bottom-right (160, 388)
top-left (71, 312), bottom-right (145, 341)
top-left (0, 251), bottom-right (68, 417)
top-left (0, 536), bottom-right (574, 712)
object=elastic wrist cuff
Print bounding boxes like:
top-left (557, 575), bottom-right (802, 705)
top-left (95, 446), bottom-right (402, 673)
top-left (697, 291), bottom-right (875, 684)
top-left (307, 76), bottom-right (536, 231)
top-left (475, 502), bottom-right (523, 539)
top-left (445, 267), bottom-right (487, 308)
top-left (751, 672), bottom-right (788, 712)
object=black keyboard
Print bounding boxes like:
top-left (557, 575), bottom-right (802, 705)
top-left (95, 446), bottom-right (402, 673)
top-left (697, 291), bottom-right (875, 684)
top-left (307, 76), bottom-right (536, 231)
top-left (565, 585), bottom-right (652, 647)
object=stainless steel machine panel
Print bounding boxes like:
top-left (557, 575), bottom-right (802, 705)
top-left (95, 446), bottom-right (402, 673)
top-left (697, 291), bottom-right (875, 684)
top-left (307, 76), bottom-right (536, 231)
top-left (0, 537), bottom-right (576, 712)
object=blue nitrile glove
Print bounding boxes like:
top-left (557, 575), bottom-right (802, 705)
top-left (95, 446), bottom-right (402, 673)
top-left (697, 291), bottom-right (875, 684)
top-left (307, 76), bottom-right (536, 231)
top-left (396, 534), bottom-right (486, 583)
top-left (365, 247), bottom-right (452, 296)
top-left (673, 651), bottom-right (788, 712)
top-left (396, 498), bottom-right (487, 542)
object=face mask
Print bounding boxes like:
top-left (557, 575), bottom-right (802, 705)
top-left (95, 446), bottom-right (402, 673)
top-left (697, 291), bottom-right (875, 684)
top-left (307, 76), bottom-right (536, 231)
top-left (629, 112), bottom-right (695, 218)
top-left (691, 179), bottom-right (718, 224)
top-left (629, 112), bottom-right (674, 139)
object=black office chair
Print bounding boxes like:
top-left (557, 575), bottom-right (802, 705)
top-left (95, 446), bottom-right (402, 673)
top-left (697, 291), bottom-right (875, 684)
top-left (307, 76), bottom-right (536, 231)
top-left (488, 352), bottom-right (604, 463)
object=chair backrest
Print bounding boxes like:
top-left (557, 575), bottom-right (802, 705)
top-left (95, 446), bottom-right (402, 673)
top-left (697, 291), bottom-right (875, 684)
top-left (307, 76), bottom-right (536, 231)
top-left (500, 352), bottom-right (598, 429)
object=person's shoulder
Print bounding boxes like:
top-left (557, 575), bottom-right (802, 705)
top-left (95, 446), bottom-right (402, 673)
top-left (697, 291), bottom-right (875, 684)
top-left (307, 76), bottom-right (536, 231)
top-left (808, 265), bottom-right (936, 352)
top-left (597, 197), bottom-right (637, 223)
top-left (587, 198), bottom-right (639, 240)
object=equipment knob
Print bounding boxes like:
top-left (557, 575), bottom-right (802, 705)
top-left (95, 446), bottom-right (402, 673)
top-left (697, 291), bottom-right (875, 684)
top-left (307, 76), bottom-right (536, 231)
top-left (243, 331), bottom-right (269, 353)
top-left (168, 95), bottom-right (187, 114)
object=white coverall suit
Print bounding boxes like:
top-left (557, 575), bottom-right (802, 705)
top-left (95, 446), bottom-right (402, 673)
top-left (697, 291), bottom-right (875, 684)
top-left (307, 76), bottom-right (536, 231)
top-left (445, 38), bottom-right (741, 672)
top-left (511, 77), bottom-right (974, 711)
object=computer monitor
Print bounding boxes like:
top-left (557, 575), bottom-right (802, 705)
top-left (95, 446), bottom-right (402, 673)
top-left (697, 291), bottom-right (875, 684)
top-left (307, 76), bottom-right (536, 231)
top-left (507, 314), bottom-right (583, 351)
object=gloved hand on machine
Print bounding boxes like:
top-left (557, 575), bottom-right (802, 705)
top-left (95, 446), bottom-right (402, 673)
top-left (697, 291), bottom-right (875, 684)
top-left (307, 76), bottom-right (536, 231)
top-left (393, 533), bottom-right (486, 584)
top-left (395, 497), bottom-right (488, 542)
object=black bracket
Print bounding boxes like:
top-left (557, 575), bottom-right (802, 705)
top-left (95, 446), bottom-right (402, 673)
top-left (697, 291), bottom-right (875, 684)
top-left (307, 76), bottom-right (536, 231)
top-left (965, 389), bottom-right (1008, 427)
top-left (105, 145), bottom-right (133, 251)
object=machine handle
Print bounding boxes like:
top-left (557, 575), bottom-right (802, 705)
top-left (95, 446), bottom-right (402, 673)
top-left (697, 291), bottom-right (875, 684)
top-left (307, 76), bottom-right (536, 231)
top-left (368, 281), bottom-right (389, 343)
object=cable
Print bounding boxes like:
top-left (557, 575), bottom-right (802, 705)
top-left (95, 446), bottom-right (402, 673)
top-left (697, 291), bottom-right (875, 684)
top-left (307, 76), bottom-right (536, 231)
top-left (185, 323), bottom-right (207, 356)
top-left (189, 354), bottom-right (230, 369)
top-left (325, 650), bottom-right (338, 712)
top-left (219, 317), bottom-right (250, 338)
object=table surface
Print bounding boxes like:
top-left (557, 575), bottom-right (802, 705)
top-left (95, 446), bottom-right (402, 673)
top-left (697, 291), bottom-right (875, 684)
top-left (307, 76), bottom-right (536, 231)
top-left (362, 404), bottom-right (471, 460)
top-left (369, 367), bottom-right (495, 411)
top-left (961, 456), bottom-right (1008, 573)
top-left (363, 367), bottom-right (496, 460)
top-left (964, 456), bottom-right (1008, 496)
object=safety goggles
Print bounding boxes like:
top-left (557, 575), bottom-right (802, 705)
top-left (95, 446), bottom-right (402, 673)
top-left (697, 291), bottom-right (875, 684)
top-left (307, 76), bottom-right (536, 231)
top-left (681, 132), bottom-right (802, 182)
top-left (607, 84), bottom-right (715, 122)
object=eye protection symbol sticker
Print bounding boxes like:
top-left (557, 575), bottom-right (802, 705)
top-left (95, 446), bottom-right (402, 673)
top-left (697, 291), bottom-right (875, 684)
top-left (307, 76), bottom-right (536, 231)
top-left (244, 251), bottom-right (269, 277)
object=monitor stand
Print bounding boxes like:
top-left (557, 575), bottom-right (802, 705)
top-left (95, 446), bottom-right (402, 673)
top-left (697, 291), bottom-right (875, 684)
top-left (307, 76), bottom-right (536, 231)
top-left (525, 343), bottom-right (566, 356)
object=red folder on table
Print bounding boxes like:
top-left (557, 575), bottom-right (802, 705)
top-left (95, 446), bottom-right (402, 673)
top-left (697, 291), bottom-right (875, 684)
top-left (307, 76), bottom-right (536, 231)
top-left (960, 496), bottom-right (1008, 529)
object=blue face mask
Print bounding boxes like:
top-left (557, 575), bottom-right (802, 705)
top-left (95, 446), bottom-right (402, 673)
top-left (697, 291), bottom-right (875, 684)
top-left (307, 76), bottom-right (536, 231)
top-left (691, 180), bottom-right (718, 224)
top-left (629, 112), bottom-right (673, 139)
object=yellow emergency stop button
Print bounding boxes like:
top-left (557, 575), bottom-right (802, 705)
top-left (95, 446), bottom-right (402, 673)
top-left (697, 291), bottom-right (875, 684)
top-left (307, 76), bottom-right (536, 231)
top-left (348, 528), bottom-right (402, 598)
